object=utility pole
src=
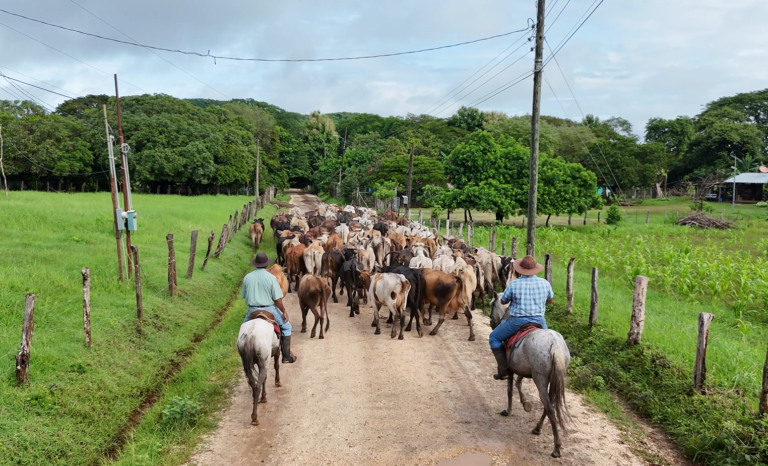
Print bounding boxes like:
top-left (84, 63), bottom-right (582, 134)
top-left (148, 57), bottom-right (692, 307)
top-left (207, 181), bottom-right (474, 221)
top-left (731, 155), bottom-right (737, 211)
top-left (254, 139), bottom-right (260, 203)
top-left (526, 0), bottom-right (546, 257)
top-left (103, 104), bottom-right (124, 281)
top-left (405, 143), bottom-right (415, 219)
top-left (338, 128), bottom-right (347, 189)
top-left (114, 75), bottom-right (133, 277)
top-left (0, 124), bottom-right (7, 196)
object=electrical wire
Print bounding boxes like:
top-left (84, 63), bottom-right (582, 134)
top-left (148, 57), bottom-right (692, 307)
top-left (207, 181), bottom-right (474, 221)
top-left (0, 20), bottom-right (146, 93)
top-left (544, 38), bottom-right (623, 196)
top-left (543, 0), bottom-right (605, 69)
top-left (421, 25), bottom-right (534, 115)
top-left (0, 9), bottom-right (530, 63)
top-left (542, 72), bottom-right (613, 192)
top-left (67, 0), bottom-right (230, 100)
top-left (0, 72), bottom-right (56, 110)
top-left (467, 71), bottom-right (533, 108)
top-left (0, 64), bottom-right (80, 97)
top-left (0, 74), bottom-right (76, 99)
top-left (434, 48), bottom-right (533, 116)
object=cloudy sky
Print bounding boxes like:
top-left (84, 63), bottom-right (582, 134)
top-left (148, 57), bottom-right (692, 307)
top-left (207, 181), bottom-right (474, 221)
top-left (1, 0), bottom-right (766, 135)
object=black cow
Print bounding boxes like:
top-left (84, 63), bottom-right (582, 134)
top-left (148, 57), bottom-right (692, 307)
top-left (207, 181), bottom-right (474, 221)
top-left (338, 211), bottom-right (352, 224)
top-left (373, 221), bottom-right (388, 236)
top-left (379, 265), bottom-right (423, 336)
top-left (321, 250), bottom-right (345, 303)
top-left (384, 249), bottom-right (414, 267)
top-left (340, 249), bottom-right (362, 317)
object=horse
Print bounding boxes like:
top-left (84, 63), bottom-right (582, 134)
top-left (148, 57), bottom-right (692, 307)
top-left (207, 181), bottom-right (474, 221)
top-left (489, 293), bottom-right (571, 458)
top-left (236, 317), bottom-right (281, 426)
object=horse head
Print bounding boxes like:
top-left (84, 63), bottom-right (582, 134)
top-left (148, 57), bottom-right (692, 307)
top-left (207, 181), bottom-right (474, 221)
top-left (489, 292), bottom-right (510, 330)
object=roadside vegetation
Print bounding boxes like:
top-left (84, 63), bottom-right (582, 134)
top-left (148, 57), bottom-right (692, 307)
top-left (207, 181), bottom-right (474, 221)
top-left (0, 192), bottom-right (267, 465)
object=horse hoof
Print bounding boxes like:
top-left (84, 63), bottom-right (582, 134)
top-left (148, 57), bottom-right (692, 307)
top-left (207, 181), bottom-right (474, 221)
top-left (319, 335), bottom-right (324, 340)
top-left (374, 329), bottom-right (381, 335)
top-left (259, 399), bottom-right (267, 404)
top-left (275, 382), bottom-right (282, 387)
top-left (251, 420), bottom-right (259, 426)
top-left (429, 330), bottom-right (437, 336)
top-left (468, 335), bottom-right (475, 341)
top-left (532, 428), bottom-right (541, 435)
top-left (310, 333), bottom-right (315, 338)
top-left (499, 410), bottom-right (509, 417)
top-left (551, 449), bottom-right (561, 459)
top-left (301, 329), bottom-right (306, 333)
top-left (523, 401), bottom-right (533, 412)
top-left (398, 335), bottom-right (404, 340)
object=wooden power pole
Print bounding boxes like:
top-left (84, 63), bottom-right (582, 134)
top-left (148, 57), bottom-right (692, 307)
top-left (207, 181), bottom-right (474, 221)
top-left (405, 143), bottom-right (414, 219)
top-left (114, 75), bottom-right (133, 277)
top-left (526, 0), bottom-right (546, 257)
top-left (103, 105), bottom-right (124, 281)
top-left (254, 139), bottom-right (260, 202)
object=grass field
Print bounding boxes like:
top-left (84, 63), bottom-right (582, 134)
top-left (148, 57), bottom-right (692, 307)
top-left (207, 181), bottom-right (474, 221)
top-left (0, 192), bottom-right (268, 465)
top-left (458, 199), bottom-right (768, 464)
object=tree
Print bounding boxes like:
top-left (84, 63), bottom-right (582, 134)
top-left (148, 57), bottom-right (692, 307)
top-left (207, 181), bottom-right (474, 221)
top-left (376, 156), bottom-right (445, 195)
top-left (448, 106), bottom-right (485, 132)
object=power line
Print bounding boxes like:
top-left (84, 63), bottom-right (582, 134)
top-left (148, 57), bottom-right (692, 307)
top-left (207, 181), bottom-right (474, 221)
top-left (434, 49), bottom-right (532, 116)
top-left (421, 25), bottom-right (534, 115)
top-left (544, 38), bottom-right (623, 196)
top-left (542, 72), bottom-right (613, 192)
top-left (543, 0), bottom-right (605, 69)
top-left (0, 72), bottom-right (56, 110)
top-left (0, 75), bottom-right (77, 99)
top-left (467, 71), bottom-right (534, 107)
top-left (0, 64), bottom-right (80, 97)
top-left (0, 9), bottom-right (530, 63)
top-left (0, 20), bottom-right (146, 93)
top-left (67, 0), bottom-right (230, 100)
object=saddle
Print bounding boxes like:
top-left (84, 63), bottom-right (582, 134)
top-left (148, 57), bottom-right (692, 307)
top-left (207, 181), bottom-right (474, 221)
top-left (505, 323), bottom-right (542, 355)
top-left (247, 310), bottom-right (281, 337)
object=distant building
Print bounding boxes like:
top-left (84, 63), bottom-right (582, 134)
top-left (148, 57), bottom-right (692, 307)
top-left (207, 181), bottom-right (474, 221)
top-left (719, 173), bottom-right (768, 203)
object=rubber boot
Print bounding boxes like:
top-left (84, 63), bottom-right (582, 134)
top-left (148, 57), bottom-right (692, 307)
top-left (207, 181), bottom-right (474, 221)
top-left (281, 335), bottom-right (298, 363)
top-left (492, 347), bottom-right (509, 380)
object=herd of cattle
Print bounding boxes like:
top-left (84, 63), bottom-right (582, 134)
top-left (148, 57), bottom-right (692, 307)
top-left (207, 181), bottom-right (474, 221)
top-left (249, 203), bottom-right (517, 341)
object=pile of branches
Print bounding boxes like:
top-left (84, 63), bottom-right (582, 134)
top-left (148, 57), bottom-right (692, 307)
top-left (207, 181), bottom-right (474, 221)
top-left (676, 212), bottom-right (731, 230)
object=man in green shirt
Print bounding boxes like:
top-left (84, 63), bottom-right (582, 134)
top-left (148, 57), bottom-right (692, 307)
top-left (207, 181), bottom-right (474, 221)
top-left (241, 253), bottom-right (297, 363)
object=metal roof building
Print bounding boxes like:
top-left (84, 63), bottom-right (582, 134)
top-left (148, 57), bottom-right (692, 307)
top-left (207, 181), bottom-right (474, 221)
top-left (722, 173), bottom-right (768, 184)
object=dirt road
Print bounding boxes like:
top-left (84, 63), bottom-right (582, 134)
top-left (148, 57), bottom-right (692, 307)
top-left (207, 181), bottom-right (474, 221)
top-left (188, 191), bottom-right (666, 466)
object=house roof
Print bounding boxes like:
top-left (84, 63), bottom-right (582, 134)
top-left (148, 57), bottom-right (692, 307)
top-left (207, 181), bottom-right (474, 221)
top-left (722, 173), bottom-right (768, 184)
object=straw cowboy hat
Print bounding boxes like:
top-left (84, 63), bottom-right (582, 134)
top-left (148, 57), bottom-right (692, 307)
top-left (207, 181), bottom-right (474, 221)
top-left (250, 252), bottom-right (273, 268)
top-left (512, 255), bottom-right (544, 276)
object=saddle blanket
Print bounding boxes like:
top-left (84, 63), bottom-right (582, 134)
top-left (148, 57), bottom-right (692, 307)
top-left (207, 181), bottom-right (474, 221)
top-left (247, 310), bottom-right (281, 337)
top-left (505, 323), bottom-right (542, 354)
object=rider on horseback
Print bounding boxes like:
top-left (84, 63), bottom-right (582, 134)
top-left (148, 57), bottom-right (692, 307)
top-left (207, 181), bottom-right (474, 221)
top-left (242, 252), bottom-right (297, 363)
top-left (489, 255), bottom-right (553, 380)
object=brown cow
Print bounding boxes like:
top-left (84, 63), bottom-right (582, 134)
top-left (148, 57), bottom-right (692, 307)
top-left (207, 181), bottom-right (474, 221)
top-left (267, 263), bottom-right (289, 296)
top-left (324, 232), bottom-right (343, 252)
top-left (357, 269), bottom-right (371, 304)
top-left (387, 231), bottom-right (406, 251)
top-left (285, 244), bottom-right (307, 293)
top-left (419, 268), bottom-right (475, 341)
top-left (249, 219), bottom-right (265, 250)
top-left (298, 274), bottom-right (331, 339)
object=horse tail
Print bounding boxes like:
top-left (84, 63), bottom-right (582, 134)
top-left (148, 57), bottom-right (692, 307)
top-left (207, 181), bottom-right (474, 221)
top-left (549, 343), bottom-right (571, 432)
top-left (238, 332), bottom-right (261, 396)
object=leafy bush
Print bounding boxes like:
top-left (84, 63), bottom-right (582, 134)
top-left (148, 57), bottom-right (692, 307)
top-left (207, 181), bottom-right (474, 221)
top-left (161, 396), bottom-right (201, 428)
top-left (757, 201), bottom-right (768, 208)
top-left (606, 205), bottom-right (623, 225)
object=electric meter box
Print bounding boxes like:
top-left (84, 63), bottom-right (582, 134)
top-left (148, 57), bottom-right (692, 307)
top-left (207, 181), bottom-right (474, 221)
top-left (115, 209), bottom-right (126, 230)
top-left (126, 210), bottom-right (138, 231)
top-left (402, 195), bottom-right (409, 205)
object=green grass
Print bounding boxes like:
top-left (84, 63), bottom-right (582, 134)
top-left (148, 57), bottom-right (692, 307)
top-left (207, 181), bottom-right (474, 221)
top-left (317, 192), bottom-right (344, 206)
top-left (110, 210), bottom-right (280, 466)
top-left (0, 192), bottom-right (269, 465)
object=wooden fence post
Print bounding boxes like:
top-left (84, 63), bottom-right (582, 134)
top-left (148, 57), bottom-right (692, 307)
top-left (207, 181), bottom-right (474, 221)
top-left (82, 268), bottom-right (91, 347)
top-left (202, 231), bottom-right (215, 271)
top-left (132, 245), bottom-right (143, 330)
top-left (583, 211), bottom-right (588, 225)
top-left (213, 225), bottom-right (228, 258)
top-left (627, 275), bottom-right (649, 345)
top-left (566, 258), bottom-right (575, 314)
top-left (597, 211), bottom-right (601, 224)
top-left (187, 230), bottom-right (199, 279)
top-left (646, 211), bottom-right (650, 224)
top-left (501, 241), bottom-right (506, 256)
top-left (459, 222), bottom-right (464, 240)
top-left (693, 312), bottom-right (714, 392)
top-left (589, 268), bottom-right (598, 327)
top-left (15, 294), bottom-right (35, 384)
top-left (568, 214), bottom-right (572, 226)
top-left (226, 215), bottom-right (233, 242)
top-left (445, 219), bottom-right (450, 237)
top-left (233, 209), bottom-right (240, 232)
top-left (167, 234), bottom-right (178, 297)
top-left (760, 340), bottom-right (768, 416)
top-left (545, 254), bottom-right (553, 286)
top-left (418, 210), bottom-right (423, 223)
top-left (511, 237), bottom-right (517, 259)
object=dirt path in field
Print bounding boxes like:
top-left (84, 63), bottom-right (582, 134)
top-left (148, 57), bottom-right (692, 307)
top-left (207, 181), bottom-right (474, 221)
top-left (188, 190), bottom-right (684, 466)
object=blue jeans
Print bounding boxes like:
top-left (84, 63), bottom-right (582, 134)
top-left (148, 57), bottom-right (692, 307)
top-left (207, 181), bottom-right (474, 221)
top-left (244, 305), bottom-right (292, 336)
top-left (489, 315), bottom-right (547, 349)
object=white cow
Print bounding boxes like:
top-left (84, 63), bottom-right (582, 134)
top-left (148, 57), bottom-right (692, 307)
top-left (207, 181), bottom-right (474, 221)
top-left (369, 273), bottom-right (412, 339)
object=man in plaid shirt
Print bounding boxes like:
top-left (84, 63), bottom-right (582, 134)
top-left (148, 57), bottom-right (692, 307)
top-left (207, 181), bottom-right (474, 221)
top-left (490, 255), bottom-right (554, 380)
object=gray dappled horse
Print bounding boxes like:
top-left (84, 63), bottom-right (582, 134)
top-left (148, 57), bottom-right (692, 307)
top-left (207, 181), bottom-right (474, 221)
top-left (237, 318), bottom-right (281, 426)
top-left (490, 293), bottom-right (571, 458)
